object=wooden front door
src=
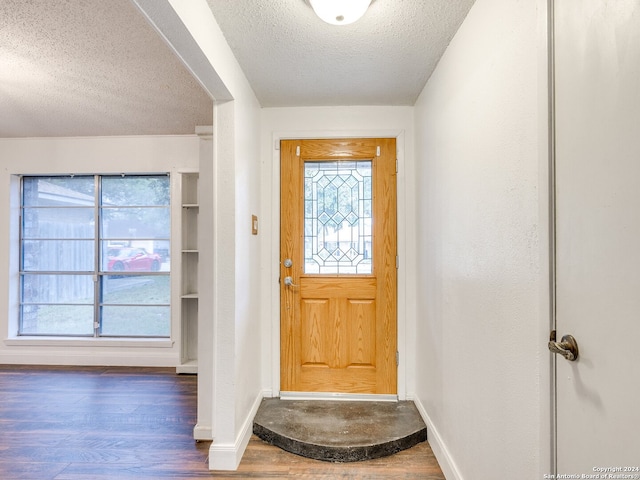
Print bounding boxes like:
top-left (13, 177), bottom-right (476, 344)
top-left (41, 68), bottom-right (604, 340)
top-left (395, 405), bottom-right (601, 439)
top-left (280, 138), bottom-right (397, 394)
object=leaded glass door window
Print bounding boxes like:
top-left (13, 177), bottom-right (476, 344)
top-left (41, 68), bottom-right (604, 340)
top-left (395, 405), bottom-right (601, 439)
top-left (304, 161), bottom-right (372, 274)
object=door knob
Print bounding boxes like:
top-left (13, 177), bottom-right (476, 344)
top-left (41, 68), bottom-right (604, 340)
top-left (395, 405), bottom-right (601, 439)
top-left (548, 331), bottom-right (579, 361)
top-left (283, 258), bottom-right (293, 268)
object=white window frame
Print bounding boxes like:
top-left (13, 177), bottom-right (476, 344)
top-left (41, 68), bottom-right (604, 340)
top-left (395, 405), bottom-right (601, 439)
top-left (18, 174), bottom-right (171, 339)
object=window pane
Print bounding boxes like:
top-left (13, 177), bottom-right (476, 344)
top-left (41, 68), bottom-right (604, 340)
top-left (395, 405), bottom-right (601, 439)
top-left (101, 306), bottom-right (170, 336)
top-left (101, 275), bottom-right (169, 338)
top-left (23, 177), bottom-right (95, 207)
top-left (101, 243), bottom-right (167, 273)
top-left (304, 161), bottom-right (373, 274)
top-left (22, 274), bottom-right (94, 304)
top-left (102, 275), bottom-right (170, 304)
top-left (101, 175), bottom-right (169, 206)
top-left (23, 208), bottom-right (94, 239)
top-left (20, 305), bottom-right (94, 335)
top-left (101, 207), bottom-right (170, 240)
top-left (22, 240), bottom-right (95, 271)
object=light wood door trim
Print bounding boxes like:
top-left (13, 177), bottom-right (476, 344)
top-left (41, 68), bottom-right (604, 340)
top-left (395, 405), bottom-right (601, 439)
top-left (280, 138), bottom-right (397, 394)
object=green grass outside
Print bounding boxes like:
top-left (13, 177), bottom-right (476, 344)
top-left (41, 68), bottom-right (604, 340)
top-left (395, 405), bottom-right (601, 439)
top-left (21, 275), bottom-right (171, 337)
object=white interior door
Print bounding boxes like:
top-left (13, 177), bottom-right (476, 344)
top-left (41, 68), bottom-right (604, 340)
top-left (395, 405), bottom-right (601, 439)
top-left (554, 0), bottom-right (640, 473)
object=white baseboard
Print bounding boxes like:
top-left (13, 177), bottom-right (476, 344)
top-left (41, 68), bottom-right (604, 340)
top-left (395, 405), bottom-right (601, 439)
top-left (208, 389), bottom-right (265, 470)
top-left (413, 396), bottom-right (464, 480)
top-left (193, 423), bottom-right (212, 441)
top-left (0, 350), bottom-right (178, 367)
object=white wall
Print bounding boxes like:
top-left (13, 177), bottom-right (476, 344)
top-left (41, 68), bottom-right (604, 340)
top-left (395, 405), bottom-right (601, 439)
top-left (158, 0), bottom-right (263, 469)
top-left (0, 135), bottom-right (199, 366)
top-left (259, 106), bottom-right (416, 400)
top-left (413, 0), bottom-right (550, 478)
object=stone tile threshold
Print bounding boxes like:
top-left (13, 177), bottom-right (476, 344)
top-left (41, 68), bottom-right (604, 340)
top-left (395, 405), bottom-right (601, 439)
top-left (253, 397), bottom-right (428, 462)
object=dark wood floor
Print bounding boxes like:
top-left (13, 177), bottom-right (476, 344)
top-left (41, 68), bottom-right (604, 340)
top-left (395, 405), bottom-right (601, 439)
top-left (0, 365), bottom-right (445, 479)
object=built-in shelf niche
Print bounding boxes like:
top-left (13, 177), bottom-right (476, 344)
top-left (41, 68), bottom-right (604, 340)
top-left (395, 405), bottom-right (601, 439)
top-left (177, 171), bottom-right (199, 375)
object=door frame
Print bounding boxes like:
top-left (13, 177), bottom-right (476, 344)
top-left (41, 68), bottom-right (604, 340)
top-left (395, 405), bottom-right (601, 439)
top-left (546, 0), bottom-right (557, 475)
top-left (267, 129), bottom-right (409, 400)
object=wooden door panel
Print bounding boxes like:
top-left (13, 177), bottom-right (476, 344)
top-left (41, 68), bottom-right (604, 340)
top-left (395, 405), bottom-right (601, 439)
top-left (299, 365), bottom-right (377, 394)
top-left (299, 296), bottom-right (377, 370)
top-left (281, 138), bottom-right (397, 394)
top-left (346, 299), bottom-right (376, 367)
top-left (300, 299), bottom-right (330, 366)
top-left (300, 139), bottom-right (378, 159)
top-left (300, 277), bottom-right (376, 297)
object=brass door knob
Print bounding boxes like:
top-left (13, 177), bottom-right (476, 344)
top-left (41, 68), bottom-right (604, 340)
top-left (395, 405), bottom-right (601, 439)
top-left (548, 333), bottom-right (579, 361)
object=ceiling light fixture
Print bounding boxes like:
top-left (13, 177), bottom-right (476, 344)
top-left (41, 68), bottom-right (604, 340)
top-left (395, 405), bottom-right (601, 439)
top-left (309, 0), bottom-right (372, 26)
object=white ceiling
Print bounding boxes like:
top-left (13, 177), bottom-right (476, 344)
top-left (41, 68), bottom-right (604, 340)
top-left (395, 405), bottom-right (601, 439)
top-left (207, 0), bottom-right (475, 107)
top-left (0, 0), bottom-right (475, 138)
top-left (0, 0), bottom-right (213, 138)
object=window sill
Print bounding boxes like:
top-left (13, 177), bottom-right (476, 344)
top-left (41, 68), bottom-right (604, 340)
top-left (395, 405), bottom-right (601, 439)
top-left (3, 337), bottom-right (174, 348)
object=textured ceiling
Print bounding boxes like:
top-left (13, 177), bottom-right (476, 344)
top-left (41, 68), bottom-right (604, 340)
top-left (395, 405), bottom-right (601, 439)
top-left (206, 0), bottom-right (476, 107)
top-left (0, 0), bottom-right (476, 138)
top-left (0, 0), bottom-right (213, 138)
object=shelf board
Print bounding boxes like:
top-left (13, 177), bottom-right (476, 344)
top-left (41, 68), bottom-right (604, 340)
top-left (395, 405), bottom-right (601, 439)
top-left (181, 293), bottom-right (199, 299)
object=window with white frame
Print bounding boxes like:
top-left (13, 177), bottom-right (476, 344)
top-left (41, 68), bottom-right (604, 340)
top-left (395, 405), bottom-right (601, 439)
top-left (19, 175), bottom-right (170, 337)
